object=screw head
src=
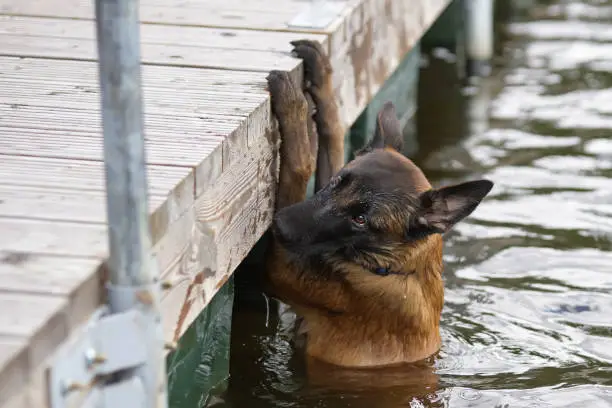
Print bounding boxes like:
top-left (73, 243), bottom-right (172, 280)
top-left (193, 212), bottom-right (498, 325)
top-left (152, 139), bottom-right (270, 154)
top-left (84, 348), bottom-right (106, 368)
top-left (84, 348), bottom-right (96, 368)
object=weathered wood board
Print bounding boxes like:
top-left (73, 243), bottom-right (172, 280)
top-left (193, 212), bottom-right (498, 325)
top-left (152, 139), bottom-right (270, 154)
top-left (0, 16), bottom-right (326, 72)
top-left (0, 0), bottom-right (328, 31)
top-left (0, 0), bottom-right (452, 126)
top-left (0, 0), bottom-right (450, 405)
top-left (0, 16), bottom-right (299, 407)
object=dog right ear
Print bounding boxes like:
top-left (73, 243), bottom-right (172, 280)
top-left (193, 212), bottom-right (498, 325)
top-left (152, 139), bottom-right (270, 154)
top-left (414, 180), bottom-right (494, 235)
top-left (356, 102), bottom-right (403, 155)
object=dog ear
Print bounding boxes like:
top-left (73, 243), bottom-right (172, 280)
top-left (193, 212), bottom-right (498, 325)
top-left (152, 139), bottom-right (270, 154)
top-left (414, 180), bottom-right (493, 234)
top-left (357, 102), bottom-right (403, 154)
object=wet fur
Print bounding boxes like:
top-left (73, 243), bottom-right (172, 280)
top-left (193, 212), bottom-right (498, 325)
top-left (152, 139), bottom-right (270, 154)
top-left (265, 40), bottom-right (493, 369)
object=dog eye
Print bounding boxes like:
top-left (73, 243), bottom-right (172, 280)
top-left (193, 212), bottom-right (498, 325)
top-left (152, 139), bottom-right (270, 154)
top-left (352, 215), bottom-right (367, 226)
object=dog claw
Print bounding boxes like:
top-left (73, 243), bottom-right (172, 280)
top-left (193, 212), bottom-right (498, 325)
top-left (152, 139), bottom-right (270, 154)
top-left (290, 39), bottom-right (332, 91)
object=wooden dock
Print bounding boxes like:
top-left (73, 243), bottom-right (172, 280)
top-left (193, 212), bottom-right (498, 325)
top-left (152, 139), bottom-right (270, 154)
top-left (0, 0), bottom-right (451, 406)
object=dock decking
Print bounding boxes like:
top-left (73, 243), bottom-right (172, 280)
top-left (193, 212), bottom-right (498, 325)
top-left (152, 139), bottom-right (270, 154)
top-left (0, 0), bottom-right (451, 406)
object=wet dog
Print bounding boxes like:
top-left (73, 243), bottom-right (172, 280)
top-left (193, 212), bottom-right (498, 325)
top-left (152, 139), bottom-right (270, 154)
top-left (265, 40), bottom-right (493, 369)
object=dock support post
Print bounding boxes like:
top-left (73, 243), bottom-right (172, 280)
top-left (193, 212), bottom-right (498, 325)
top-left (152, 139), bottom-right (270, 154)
top-left (95, 0), bottom-right (168, 406)
top-left (464, 0), bottom-right (495, 77)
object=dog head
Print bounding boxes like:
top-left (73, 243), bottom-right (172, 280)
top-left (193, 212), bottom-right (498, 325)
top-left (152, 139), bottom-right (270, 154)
top-left (273, 102), bottom-right (493, 273)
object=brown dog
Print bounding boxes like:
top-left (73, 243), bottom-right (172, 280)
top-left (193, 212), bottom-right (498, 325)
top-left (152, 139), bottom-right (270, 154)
top-left (265, 40), bottom-right (493, 369)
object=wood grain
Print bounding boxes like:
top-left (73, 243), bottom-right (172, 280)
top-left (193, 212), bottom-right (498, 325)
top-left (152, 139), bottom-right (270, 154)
top-left (0, 15), bottom-right (323, 51)
top-left (155, 99), bottom-right (277, 342)
top-left (0, 218), bottom-right (109, 258)
top-left (0, 56), bottom-right (269, 93)
top-left (0, 1), bottom-right (450, 127)
top-left (0, 252), bottom-right (103, 336)
top-left (0, 104), bottom-right (238, 138)
top-left (326, 0), bottom-right (451, 127)
top-left (0, 0), bottom-right (315, 30)
top-left (0, 337), bottom-right (27, 405)
top-left (0, 185), bottom-right (166, 226)
top-left (0, 292), bottom-right (69, 405)
top-left (0, 155), bottom-right (194, 242)
top-left (0, 253), bottom-right (101, 296)
top-left (0, 16), bottom-right (327, 72)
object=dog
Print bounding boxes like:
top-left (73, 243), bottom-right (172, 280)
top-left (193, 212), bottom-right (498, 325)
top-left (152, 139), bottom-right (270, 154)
top-left (264, 40), bottom-right (493, 370)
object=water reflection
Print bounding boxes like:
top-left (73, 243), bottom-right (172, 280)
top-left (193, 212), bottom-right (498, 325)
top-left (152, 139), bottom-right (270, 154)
top-left (223, 1), bottom-right (612, 406)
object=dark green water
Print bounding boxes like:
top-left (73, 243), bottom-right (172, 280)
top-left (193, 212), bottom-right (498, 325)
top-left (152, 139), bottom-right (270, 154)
top-left (209, 1), bottom-right (612, 406)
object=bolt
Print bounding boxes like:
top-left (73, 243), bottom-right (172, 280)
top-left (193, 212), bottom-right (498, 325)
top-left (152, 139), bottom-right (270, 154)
top-left (84, 348), bottom-right (107, 368)
top-left (61, 379), bottom-right (87, 395)
top-left (164, 341), bottom-right (178, 351)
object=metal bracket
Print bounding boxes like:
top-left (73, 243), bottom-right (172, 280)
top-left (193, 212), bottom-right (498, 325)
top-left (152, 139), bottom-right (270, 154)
top-left (48, 306), bottom-right (148, 408)
top-left (287, 0), bottom-right (348, 30)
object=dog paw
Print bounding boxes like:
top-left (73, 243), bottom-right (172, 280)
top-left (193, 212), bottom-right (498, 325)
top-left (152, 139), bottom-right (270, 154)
top-left (266, 70), bottom-right (315, 196)
top-left (266, 70), bottom-right (308, 120)
top-left (290, 39), bottom-right (332, 91)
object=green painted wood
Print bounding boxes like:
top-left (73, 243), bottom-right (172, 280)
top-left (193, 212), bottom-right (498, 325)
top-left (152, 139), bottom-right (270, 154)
top-left (421, 0), bottom-right (467, 79)
top-left (166, 276), bottom-right (234, 408)
top-left (421, 0), bottom-right (462, 49)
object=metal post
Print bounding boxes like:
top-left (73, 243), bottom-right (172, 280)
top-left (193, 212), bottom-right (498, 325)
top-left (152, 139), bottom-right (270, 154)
top-left (94, 0), bottom-right (168, 406)
top-left (465, 0), bottom-right (495, 77)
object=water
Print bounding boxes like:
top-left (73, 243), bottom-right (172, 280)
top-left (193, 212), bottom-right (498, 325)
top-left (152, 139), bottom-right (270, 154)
top-left (220, 1), bottom-right (612, 406)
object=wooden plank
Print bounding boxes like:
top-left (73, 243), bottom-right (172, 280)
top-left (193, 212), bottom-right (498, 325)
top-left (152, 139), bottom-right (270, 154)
top-left (0, 252), bottom-right (100, 405)
top-left (0, 57), bottom-right (269, 94)
top-left (0, 1), bottom-right (450, 127)
top-left (0, 121), bottom-right (225, 170)
top-left (0, 253), bottom-right (102, 404)
top-left (0, 253), bottom-right (101, 317)
top-left (0, 218), bottom-right (108, 258)
top-left (0, 293), bottom-right (68, 337)
top-left (0, 194), bottom-right (274, 401)
top-left (0, 55), bottom-right (278, 195)
top-left (0, 119), bottom-right (279, 351)
top-left (0, 155), bottom-right (194, 241)
top-left (0, 185), bottom-right (167, 225)
top-left (157, 99), bottom-right (277, 342)
top-left (0, 155), bottom-right (190, 201)
top-left (0, 0), bottom-right (311, 30)
top-left (0, 337), bottom-right (27, 406)
top-left (0, 253), bottom-right (100, 296)
top-left (0, 56), bottom-right (263, 199)
top-left (1, 0), bottom-right (310, 14)
top-left (0, 84), bottom-right (266, 118)
top-left (0, 15), bottom-right (290, 403)
top-left (0, 16), bottom-right (327, 73)
top-left (326, 0), bottom-right (451, 126)
top-left (0, 100), bottom-right (269, 198)
top-left (0, 34), bottom-right (297, 72)
top-left (0, 15), bottom-right (320, 51)
top-left (0, 153), bottom-right (282, 401)
top-left (0, 104), bottom-right (239, 138)
top-left (0, 60), bottom-right (261, 184)
top-left (0, 293), bottom-right (69, 404)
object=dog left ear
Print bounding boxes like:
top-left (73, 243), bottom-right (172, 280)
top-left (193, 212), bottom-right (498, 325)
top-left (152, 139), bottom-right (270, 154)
top-left (415, 179), bottom-right (494, 234)
top-left (357, 102), bottom-right (403, 155)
